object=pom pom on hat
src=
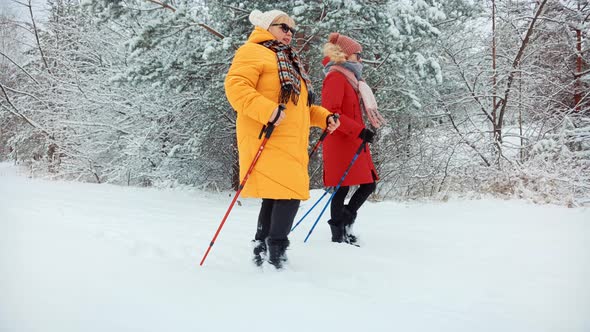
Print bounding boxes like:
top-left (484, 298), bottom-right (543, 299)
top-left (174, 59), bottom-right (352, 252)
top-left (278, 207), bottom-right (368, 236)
top-left (328, 32), bottom-right (362, 57)
top-left (249, 9), bottom-right (288, 30)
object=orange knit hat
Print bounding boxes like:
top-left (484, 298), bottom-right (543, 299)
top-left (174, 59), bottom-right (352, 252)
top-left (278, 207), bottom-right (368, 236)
top-left (328, 33), bottom-right (362, 57)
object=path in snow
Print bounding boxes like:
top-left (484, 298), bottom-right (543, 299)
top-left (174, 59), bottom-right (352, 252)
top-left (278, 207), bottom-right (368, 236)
top-left (1, 163), bottom-right (589, 332)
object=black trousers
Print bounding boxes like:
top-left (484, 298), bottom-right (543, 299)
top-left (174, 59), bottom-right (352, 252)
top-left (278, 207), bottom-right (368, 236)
top-left (254, 199), bottom-right (301, 241)
top-left (330, 182), bottom-right (376, 219)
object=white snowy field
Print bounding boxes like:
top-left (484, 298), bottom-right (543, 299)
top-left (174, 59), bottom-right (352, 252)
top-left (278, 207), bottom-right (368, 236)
top-left (0, 163), bottom-right (589, 332)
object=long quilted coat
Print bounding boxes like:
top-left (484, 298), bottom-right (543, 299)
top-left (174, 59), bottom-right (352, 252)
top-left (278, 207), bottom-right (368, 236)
top-left (225, 27), bottom-right (332, 200)
top-left (321, 60), bottom-right (379, 187)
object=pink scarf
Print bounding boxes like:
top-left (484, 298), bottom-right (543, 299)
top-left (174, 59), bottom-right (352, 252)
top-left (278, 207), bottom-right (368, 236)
top-left (327, 66), bottom-right (387, 128)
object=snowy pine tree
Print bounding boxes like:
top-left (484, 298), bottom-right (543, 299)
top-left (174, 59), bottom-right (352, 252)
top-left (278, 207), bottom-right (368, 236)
top-left (0, 0), bottom-right (587, 203)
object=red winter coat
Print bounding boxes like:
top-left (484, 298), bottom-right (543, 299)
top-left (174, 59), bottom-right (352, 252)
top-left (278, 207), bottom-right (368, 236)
top-left (321, 60), bottom-right (379, 187)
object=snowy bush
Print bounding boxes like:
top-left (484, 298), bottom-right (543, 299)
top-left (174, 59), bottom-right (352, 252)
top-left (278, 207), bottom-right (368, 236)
top-left (1, 0), bottom-right (588, 206)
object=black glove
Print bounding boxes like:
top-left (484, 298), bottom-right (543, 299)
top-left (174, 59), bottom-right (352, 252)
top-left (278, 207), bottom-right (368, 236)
top-left (358, 128), bottom-right (375, 144)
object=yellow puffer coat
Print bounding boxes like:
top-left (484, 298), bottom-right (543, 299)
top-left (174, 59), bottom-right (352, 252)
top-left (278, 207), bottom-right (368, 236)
top-left (225, 27), bottom-right (331, 200)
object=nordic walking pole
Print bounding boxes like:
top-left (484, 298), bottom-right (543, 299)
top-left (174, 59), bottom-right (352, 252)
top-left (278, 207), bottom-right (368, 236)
top-left (200, 105), bottom-right (284, 266)
top-left (291, 189), bottom-right (330, 232)
top-left (303, 141), bottom-right (366, 243)
top-left (308, 114), bottom-right (339, 158)
top-left (291, 114), bottom-right (340, 232)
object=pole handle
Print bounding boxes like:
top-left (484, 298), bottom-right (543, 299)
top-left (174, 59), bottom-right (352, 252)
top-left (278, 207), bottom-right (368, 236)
top-left (259, 104), bottom-right (285, 139)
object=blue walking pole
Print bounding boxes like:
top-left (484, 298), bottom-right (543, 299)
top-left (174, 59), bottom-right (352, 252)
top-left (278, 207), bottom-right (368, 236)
top-left (291, 114), bottom-right (340, 232)
top-left (303, 141), bottom-right (367, 243)
top-left (291, 189), bottom-right (330, 232)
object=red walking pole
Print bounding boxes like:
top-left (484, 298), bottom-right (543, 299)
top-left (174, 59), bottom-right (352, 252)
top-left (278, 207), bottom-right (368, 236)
top-left (200, 107), bottom-right (283, 266)
top-left (308, 114), bottom-right (339, 158)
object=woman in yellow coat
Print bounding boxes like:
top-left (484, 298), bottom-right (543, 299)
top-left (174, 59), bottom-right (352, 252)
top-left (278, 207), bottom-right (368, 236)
top-left (225, 9), bottom-right (340, 269)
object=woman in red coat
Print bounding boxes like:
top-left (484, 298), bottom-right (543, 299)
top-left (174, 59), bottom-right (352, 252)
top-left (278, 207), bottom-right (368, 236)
top-left (321, 33), bottom-right (383, 245)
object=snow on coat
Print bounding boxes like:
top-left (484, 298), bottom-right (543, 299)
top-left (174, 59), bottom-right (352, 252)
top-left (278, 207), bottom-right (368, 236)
top-left (225, 27), bottom-right (332, 200)
top-left (321, 69), bottom-right (379, 187)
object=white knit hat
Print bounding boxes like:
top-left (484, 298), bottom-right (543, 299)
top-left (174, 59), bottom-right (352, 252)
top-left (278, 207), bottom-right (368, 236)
top-left (248, 9), bottom-right (288, 30)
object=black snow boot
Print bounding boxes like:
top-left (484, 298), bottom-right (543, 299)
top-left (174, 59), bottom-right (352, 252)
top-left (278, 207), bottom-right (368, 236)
top-left (327, 219), bottom-right (345, 243)
top-left (252, 239), bottom-right (267, 267)
top-left (341, 205), bottom-right (358, 245)
top-left (267, 238), bottom-right (289, 269)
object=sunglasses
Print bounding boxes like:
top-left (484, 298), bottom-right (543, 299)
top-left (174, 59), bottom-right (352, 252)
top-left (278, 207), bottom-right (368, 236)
top-left (355, 53), bottom-right (362, 60)
top-left (270, 23), bottom-right (296, 35)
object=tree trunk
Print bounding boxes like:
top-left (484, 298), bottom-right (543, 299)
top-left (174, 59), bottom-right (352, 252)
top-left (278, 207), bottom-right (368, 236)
top-left (496, 0), bottom-right (548, 144)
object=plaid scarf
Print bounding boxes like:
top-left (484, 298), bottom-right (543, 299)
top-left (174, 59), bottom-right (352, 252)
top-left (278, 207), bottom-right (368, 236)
top-left (260, 40), bottom-right (315, 106)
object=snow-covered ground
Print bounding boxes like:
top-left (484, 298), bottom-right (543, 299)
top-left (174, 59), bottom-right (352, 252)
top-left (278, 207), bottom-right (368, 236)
top-left (1, 162), bottom-right (589, 332)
